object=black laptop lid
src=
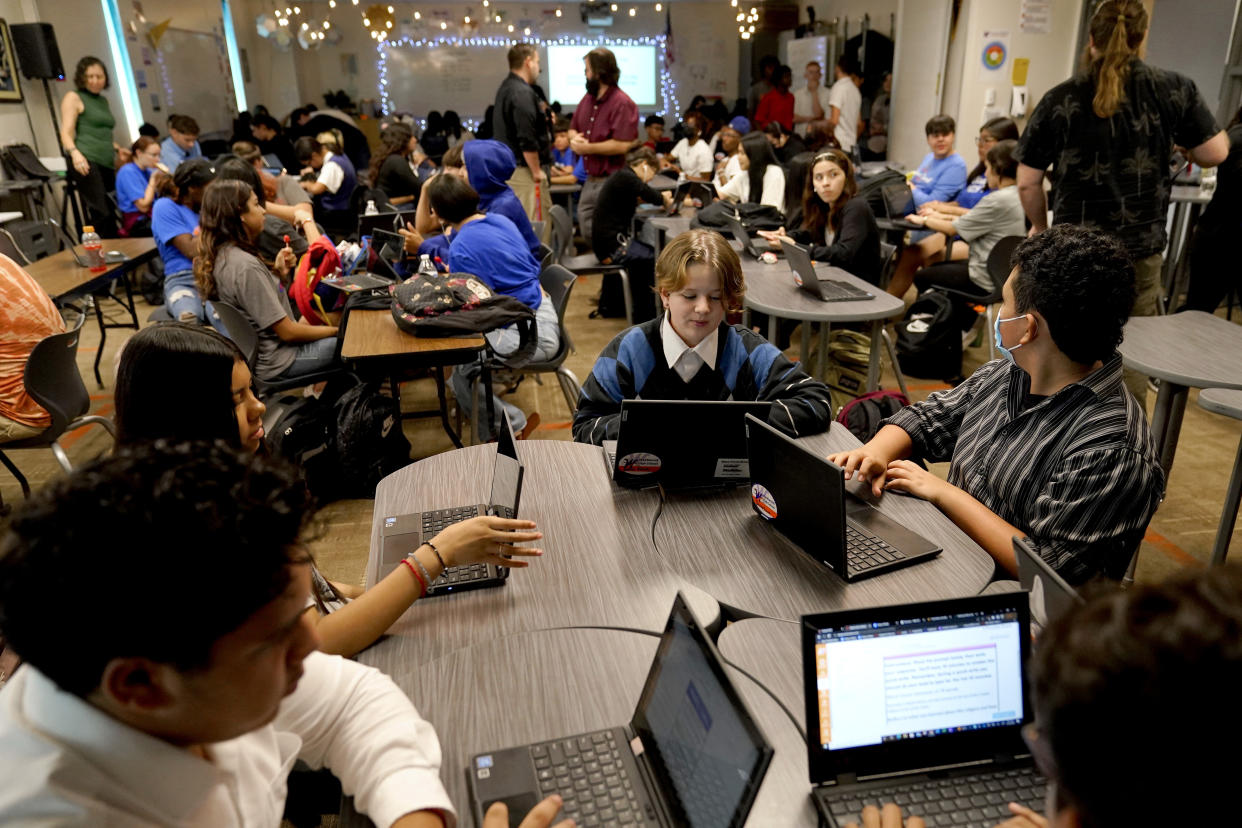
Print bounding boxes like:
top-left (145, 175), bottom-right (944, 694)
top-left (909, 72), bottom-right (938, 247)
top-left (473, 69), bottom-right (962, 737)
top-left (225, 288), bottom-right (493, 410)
top-left (614, 400), bottom-right (771, 488)
top-left (631, 593), bottom-right (774, 827)
top-left (497, 409), bottom-right (519, 461)
top-left (780, 240), bottom-right (826, 299)
top-left (745, 414), bottom-right (848, 573)
top-left (724, 214), bottom-right (762, 257)
top-left (358, 210), bottom-right (406, 239)
top-left (882, 181), bottom-right (914, 219)
top-left (1014, 536), bottom-right (1082, 628)
top-left (801, 592), bottom-right (1032, 784)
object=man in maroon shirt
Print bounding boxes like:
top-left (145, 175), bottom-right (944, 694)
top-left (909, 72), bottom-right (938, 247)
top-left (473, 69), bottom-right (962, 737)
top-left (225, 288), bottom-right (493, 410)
top-left (569, 47), bottom-right (639, 242)
top-left (754, 64), bottom-right (795, 132)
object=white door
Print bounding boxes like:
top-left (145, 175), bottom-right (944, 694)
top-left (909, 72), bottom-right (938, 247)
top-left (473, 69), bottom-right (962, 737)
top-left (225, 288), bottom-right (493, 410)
top-left (889, 0), bottom-right (954, 170)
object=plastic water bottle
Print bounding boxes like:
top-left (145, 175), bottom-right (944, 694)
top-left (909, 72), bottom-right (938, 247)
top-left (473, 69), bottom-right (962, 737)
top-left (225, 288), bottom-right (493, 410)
top-left (81, 225), bottom-right (105, 272)
top-left (417, 253), bottom-right (436, 278)
top-left (363, 200), bottom-right (379, 216)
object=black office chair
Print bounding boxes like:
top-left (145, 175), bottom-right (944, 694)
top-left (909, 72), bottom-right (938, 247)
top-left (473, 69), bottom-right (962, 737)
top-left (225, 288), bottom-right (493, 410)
top-left (212, 301), bottom-right (344, 397)
top-left (0, 310), bottom-right (116, 506)
top-left (932, 236), bottom-right (1022, 361)
top-left (876, 240), bottom-right (909, 398)
top-left (551, 204), bottom-right (640, 324)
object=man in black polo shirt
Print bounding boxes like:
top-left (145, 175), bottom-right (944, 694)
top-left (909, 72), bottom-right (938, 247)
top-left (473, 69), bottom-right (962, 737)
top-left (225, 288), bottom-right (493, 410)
top-left (494, 42), bottom-right (551, 236)
top-left (591, 147), bottom-right (672, 322)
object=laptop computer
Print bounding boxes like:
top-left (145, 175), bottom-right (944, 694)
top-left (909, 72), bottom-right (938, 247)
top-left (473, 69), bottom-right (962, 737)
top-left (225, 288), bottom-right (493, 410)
top-left (665, 179), bottom-right (716, 215)
top-left (468, 592), bottom-right (774, 828)
top-left (881, 180), bottom-right (916, 219)
top-left (322, 229), bottom-right (404, 292)
top-left (722, 213), bottom-right (773, 260)
top-left (603, 400), bottom-right (771, 490)
top-left (780, 240), bottom-right (875, 303)
top-left (745, 414), bottom-right (940, 581)
top-left (1013, 536), bottom-right (1083, 629)
top-left (802, 592), bottom-right (1044, 828)
top-left (357, 209), bottom-right (407, 240)
top-left (378, 412), bottom-right (523, 596)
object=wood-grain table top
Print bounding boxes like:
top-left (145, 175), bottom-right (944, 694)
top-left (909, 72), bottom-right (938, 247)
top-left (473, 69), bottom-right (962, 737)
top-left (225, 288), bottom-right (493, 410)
top-left (340, 309), bottom-right (486, 361)
top-left (1118, 311), bottom-right (1242, 389)
top-left (1199, 387), bottom-right (1242, 420)
top-left (24, 238), bottom-right (157, 301)
top-left (741, 258), bottom-right (903, 323)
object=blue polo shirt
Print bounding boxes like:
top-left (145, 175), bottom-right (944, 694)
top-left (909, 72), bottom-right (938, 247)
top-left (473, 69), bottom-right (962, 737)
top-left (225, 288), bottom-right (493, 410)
top-left (151, 197), bottom-right (199, 274)
top-left (160, 137), bottom-right (203, 172)
top-left (447, 213), bottom-right (542, 310)
top-left (115, 162), bottom-right (152, 214)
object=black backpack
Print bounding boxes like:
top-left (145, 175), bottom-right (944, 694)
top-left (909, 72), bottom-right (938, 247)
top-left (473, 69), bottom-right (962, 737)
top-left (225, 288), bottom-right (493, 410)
top-left (835, 390), bottom-right (911, 442)
top-left (857, 168), bottom-right (908, 219)
top-left (896, 289), bottom-right (963, 381)
top-left (333, 380), bottom-right (411, 497)
top-left (266, 393), bottom-right (345, 502)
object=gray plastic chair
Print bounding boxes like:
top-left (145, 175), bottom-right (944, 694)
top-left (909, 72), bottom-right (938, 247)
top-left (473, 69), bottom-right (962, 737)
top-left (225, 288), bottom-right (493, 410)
top-left (212, 301), bottom-right (343, 396)
top-left (0, 311), bottom-right (116, 503)
top-left (935, 236), bottom-right (1022, 361)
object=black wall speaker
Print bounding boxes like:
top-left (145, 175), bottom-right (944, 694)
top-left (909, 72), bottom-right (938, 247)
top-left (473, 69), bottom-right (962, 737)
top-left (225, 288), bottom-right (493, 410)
top-left (9, 23), bottom-right (66, 81)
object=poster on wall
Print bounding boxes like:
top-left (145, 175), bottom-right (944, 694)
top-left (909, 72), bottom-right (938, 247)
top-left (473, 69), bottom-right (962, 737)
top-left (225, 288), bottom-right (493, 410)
top-left (1020, 1), bottom-right (1052, 35)
top-left (0, 20), bottom-right (22, 102)
top-left (979, 30), bottom-right (1010, 80)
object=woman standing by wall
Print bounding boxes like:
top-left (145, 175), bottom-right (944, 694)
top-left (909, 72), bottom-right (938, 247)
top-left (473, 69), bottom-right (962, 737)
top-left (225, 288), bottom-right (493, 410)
top-left (60, 56), bottom-right (127, 237)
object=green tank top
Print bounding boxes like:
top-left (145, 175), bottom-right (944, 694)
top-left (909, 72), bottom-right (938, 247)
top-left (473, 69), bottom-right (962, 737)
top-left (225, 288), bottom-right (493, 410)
top-left (74, 90), bottom-right (116, 170)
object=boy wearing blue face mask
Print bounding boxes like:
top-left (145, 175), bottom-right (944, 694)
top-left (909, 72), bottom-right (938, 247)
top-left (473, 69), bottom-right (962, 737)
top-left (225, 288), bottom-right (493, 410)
top-left (829, 225), bottom-right (1164, 584)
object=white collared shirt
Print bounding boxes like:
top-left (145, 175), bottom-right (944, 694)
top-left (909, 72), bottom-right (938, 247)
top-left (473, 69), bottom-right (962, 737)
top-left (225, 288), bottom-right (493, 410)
top-left (792, 85), bottom-right (831, 136)
top-left (662, 313), bottom-right (719, 383)
top-left (0, 653), bottom-right (456, 827)
top-left (316, 151), bottom-right (345, 194)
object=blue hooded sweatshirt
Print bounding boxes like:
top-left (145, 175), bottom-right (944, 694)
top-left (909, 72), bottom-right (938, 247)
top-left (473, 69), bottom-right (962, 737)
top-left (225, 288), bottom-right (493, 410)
top-left (463, 140), bottom-right (542, 259)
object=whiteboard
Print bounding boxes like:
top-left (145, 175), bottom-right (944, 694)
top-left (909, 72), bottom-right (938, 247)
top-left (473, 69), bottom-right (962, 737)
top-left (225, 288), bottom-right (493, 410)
top-left (151, 29), bottom-right (237, 134)
top-left (383, 43), bottom-right (510, 120)
top-left (785, 36), bottom-right (828, 73)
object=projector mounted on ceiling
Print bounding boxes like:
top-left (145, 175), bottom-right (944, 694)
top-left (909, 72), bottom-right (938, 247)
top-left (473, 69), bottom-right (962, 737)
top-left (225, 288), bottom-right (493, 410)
top-left (580, 3), bottom-right (614, 26)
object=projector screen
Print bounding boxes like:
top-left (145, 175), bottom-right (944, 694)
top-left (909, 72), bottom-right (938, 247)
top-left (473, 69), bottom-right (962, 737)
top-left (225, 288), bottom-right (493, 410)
top-left (545, 44), bottom-right (658, 108)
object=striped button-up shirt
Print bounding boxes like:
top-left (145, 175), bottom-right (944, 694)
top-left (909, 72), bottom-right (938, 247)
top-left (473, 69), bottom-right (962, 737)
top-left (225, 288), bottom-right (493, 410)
top-left (885, 355), bottom-right (1165, 584)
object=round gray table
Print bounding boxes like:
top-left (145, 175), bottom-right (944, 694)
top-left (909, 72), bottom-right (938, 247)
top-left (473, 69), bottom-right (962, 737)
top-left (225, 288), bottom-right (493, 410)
top-left (740, 257), bottom-right (904, 390)
top-left (1118, 311), bottom-right (1242, 476)
top-left (1198, 387), bottom-right (1242, 564)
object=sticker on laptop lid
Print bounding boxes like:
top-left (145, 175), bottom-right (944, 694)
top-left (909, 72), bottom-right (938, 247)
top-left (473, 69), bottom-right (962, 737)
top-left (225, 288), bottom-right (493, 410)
top-left (618, 452), bottom-right (662, 475)
top-left (715, 458), bottom-right (749, 478)
top-left (751, 484), bottom-right (778, 519)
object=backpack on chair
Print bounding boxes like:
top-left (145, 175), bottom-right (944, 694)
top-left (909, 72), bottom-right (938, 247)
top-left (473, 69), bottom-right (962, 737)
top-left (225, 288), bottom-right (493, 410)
top-left (836, 389), bottom-right (912, 442)
top-left (332, 380), bottom-right (411, 498)
top-left (896, 289), bottom-right (963, 382)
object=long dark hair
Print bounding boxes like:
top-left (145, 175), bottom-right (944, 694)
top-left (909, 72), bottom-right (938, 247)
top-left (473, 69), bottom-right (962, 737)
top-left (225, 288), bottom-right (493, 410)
top-left (1083, 0), bottom-right (1148, 118)
top-left (369, 121), bottom-right (414, 184)
top-left (801, 149), bottom-right (858, 240)
top-left (195, 179), bottom-right (258, 301)
top-left (443, 110), bottom-right (464, 141)
top-left (968, 117), bottom-right (1021, 182)
top-left (214, 157), bottom-right (267, 207)
top-left (115, 323), bottom-right (246, 448)
top-left (740, 131), bottom-right (780, 204)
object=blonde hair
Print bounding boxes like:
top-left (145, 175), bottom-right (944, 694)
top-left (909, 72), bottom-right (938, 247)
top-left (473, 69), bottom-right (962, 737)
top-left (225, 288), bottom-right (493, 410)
top-left (1084, 0), bottom-right (1148, 118)
top-left (315, 129), bottom-right (343, 153)
top-left (655, 229), bottom-right (746, 313)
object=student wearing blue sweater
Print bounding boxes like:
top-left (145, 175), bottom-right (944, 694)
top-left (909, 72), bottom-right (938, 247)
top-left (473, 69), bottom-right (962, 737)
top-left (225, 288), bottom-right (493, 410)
top-left (909, 115), bottom-right (968, 208)
top-left (574, 229), bottom-right (833, 444)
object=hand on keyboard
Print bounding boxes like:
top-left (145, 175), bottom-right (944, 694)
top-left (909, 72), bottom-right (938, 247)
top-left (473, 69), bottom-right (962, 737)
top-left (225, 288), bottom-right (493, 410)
top-left (882, 459), bottom-right (951, 505)
top-left (430, 515), bottom-right (544, 569)
top-left (994, 803), bottom-right (1048, 828)
top-left (843, 803), bottom-right (926, 828)
top-left (483, 793), bottom-right (574, 828)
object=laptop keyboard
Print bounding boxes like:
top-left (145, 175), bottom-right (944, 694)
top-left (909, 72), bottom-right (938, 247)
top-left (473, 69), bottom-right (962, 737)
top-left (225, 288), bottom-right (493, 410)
top-left (419, 505), bottom-right (514, 592)
top-left (818, 279), bottom-right (873, 301)
top-left (530, 729), bottom-right (655, 827)
top-left (825, 767), bottom-right (1046, 828)
top-left (846, 524), bottom-right (906, 574)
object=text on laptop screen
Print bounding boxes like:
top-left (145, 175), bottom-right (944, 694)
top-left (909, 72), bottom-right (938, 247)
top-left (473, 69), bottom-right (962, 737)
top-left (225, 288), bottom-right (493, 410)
top-left (642, 615), bottom-right (764, 826)
top-left (813, 609), bottom-right (1023, 751)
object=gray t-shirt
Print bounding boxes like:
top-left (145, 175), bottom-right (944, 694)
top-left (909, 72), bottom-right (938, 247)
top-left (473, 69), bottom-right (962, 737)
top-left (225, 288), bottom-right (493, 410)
top-left (953, 186), bottom-right (1026, 291)
top-left (276, 173), bottom-right (311, 206)
top-left (213, 244), bottom-right (298, 379)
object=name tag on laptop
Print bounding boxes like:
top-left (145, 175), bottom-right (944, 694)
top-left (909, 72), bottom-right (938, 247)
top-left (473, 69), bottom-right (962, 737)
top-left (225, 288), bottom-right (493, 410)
top-left (715, 458), bottom-right (749, 478)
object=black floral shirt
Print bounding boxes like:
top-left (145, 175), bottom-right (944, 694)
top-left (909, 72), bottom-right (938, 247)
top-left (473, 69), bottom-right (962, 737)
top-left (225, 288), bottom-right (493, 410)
top-left (1016, 59), bottom-right (1219, 258)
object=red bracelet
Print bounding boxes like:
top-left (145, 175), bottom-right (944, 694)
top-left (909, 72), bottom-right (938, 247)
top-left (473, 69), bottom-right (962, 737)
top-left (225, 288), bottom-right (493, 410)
top-left (401, 557), bottom-right (427, 597)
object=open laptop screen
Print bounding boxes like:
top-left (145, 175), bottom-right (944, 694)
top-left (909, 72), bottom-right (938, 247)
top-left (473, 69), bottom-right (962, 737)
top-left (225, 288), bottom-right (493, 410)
top-left (633, 595), bottom-right (772, 827)
top-left (803, 593), bottom-right (1031, 781)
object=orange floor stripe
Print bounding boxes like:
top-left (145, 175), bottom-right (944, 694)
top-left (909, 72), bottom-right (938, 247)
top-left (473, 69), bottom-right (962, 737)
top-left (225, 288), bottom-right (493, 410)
top-left (58, 403), bottom-right (114, 452)
top-left (536, 421), bottom-right (573, 430)
top-left (1143, 527), bottom-right (1202, 568)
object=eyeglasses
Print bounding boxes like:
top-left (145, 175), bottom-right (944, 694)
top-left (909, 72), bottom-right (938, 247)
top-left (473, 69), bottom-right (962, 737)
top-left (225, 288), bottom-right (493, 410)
top-left (976, 135), bottom-right (998, 146)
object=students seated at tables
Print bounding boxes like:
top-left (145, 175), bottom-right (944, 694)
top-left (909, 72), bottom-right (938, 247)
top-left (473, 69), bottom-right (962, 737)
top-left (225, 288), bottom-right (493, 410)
top-left (889, 118), bottom-right (1023, 296)
top-left (294, 135), bottom-right (357, 239)
top-left (713, 121), bottom-right (746, 186)
top-left (764, 120), bottom-right (806, 164)
top-left (828, 225), bottom-right (1164, 584)
top-left (195, 180), bottom-right (339, 382)
top-left (893, 139), bottom-right (1027, 299)
top-left (232, 139), bottom-right (310, 208)
top-left (666, 124), bottom-right (714, 180)
top-left (641, 114), bottom-right (665, 150)
top-left (151, 158), bottom-right (216, 325)
top-left (550, 118), bottom-right (586, 185)
top-left (717, 131), bottom-right (787, 215)
top-left (0, 441), bottom-right (564, 827)
top-left (759, 148), bottom-right (881, 284)
top-left (370, 121), bottom-right (423, 208)
top-left (422, 173), bottom-right (560, 440)
top-left (250, 111), bottom-right (298, 171)
top-left (114, 136), bottom-right (167, 237)
top-left (214, 157), bottom-right (319, 260)
top-left (160, 113), bottom-right (203, 172)
top-left (0, 254), bottom-right (67, 444)
top-left (111, 324), bottom-right (542, 658)
top-left (754, 64), bottom-right (795, 132)
top-left (573, 229), bottom-right (833, 444)
top-left (851, 565), bottom-right (1242, 828)
top-left (909, 115), bottom-right (969, 208)
top-left (592, 147), bottom-right (675, 323)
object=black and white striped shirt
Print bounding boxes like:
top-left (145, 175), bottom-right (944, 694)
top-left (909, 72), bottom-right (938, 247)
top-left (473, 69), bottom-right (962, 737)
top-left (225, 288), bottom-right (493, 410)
top-left (885, 355), bottom-right (1165, 584)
